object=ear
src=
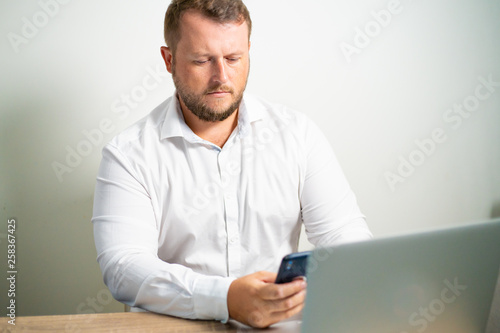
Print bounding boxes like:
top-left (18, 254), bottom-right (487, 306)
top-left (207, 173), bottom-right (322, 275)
top-left (160, 46), bottom-right (173, 74)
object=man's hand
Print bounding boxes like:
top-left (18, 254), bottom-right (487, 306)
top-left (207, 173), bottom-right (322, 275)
top-left (227, 271), bottom-right (307, 328)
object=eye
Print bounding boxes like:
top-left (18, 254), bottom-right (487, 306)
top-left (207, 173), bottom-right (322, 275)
top-left (226, 57), bottom-right (240, 63)
top-left (194, 59), bottom-right (209, 65)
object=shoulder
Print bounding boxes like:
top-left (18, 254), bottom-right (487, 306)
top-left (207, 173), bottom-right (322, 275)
top-left (242, 94), bottom-right (334, 158)
top-left (242, 93), bottom-right (312, 130)
top-left (242, 94), bottom-right (322, 140)
top-left (106, 97), bottom-right (172, 154)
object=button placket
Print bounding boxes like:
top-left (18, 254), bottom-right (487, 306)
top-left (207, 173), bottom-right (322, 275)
top-left (217, 148), bottom-right (241, 277)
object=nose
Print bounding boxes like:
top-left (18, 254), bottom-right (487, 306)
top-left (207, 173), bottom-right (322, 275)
top-left (212, 58), bottom-right (228, 84)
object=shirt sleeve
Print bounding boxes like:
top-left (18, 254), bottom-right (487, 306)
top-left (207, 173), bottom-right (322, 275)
top-left (92, 144), bottom-right (235, 322)
top-left (299, 116), bottom-right (373, 246)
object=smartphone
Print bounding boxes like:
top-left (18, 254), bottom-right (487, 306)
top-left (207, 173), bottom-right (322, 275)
top-left (275, 251), bottom-right (312, 284)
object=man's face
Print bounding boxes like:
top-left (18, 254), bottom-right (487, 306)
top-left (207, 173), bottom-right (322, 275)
top-left (163, 10), bottom-right (250, 122)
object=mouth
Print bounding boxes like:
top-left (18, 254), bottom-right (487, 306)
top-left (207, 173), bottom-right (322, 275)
top-left (206, 91), bottom-right (231, 97)
top-left (206, 86), bottom-right (233, 98)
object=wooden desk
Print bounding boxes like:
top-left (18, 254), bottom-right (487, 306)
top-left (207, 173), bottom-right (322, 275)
top-left (0, 312), bottom-right (301, 332)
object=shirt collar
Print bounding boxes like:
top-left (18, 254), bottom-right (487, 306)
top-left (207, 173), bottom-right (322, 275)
top-left (160, 94), bottom-right (185, 140)
top-left (238, 93), bottom-right (265, 138)
top-left (160, 92), bottom-right (266, 141)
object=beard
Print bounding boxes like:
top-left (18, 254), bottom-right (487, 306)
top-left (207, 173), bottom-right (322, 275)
top-left (172, 62), bottom-right (248, 122)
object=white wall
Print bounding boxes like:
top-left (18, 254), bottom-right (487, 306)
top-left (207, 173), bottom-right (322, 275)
top-left (1, 0), bottom-right (499, 316)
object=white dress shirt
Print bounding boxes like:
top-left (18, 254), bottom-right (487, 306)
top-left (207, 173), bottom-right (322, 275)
top-left (92, 93), bottom-right (372, 322)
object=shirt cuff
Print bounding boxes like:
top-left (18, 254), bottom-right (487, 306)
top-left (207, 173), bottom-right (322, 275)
top-left (192, 275), bottom-right (236, 322)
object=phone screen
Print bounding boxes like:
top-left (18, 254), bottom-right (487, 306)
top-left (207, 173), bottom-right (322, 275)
top-left (275, 251), bottom-right (311, 284)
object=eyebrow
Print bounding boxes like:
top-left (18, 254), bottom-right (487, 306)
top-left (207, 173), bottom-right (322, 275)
top-left (190, 50), bottom-right (245, 58)
top-left (190, 52), bottom-right (211, 57)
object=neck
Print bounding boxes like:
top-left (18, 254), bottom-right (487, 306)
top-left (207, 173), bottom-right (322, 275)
top-left (179, 99), bottom-right (239, 148)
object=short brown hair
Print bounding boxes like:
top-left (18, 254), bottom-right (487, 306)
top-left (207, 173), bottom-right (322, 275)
top-left (164, 0), bottom-right (252, 54)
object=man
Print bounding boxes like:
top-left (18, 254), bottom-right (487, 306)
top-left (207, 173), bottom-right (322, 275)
top-left (92, 0), bottom-right (372, 328)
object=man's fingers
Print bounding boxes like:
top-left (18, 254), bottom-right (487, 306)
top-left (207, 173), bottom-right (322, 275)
top-left (259, 279), bottom-right (306, 300)
top-left (268, 289), bottom-right (307, 313)
top-left (247, 291), bottom-right (306, 328)
top-left (264, 300), bottom-right (305, 326)
top-left (227, 271), bottom-right (307, 328)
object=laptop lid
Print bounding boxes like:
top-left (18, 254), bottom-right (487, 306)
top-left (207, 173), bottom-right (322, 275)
top-left (301, 218), bottom-right (500, 333)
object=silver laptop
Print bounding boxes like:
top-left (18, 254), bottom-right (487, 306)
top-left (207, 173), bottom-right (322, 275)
top-left (299, 218), bottom-right (500, 333)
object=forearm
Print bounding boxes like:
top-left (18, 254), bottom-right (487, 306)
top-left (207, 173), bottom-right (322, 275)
top-left (93, 218), bottom-right (234, 320)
